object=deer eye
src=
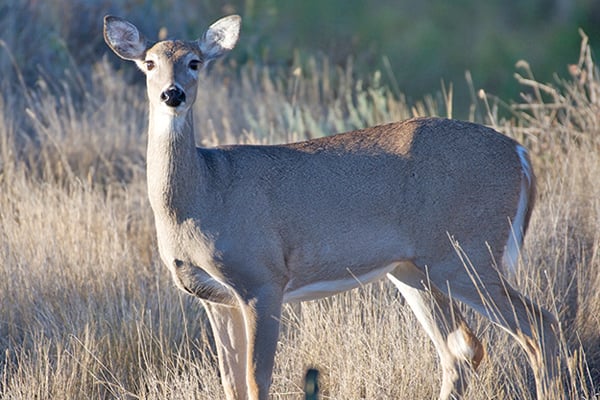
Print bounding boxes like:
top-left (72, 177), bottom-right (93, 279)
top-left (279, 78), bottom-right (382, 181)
top-left (144, 60), bottom-right (155, 71)
top-left (189, 59), bottom-right (201, 71)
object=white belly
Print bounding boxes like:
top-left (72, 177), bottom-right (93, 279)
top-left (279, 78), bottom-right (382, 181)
top-left (282, 263), bottom-right (397, 303)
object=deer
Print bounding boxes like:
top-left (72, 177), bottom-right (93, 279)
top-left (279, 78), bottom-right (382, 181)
top-left (103, 14), bottom-right (559, 400)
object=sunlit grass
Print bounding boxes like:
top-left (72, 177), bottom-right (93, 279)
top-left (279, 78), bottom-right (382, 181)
top-left (0, 23), bottom-right (598, 400)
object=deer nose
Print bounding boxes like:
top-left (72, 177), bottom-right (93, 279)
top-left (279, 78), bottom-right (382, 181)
top-left (160, 85), bottom-right (186, 107)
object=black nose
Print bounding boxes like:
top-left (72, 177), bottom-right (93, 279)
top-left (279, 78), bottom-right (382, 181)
top-left (160, 86), bottom-right (186, 107)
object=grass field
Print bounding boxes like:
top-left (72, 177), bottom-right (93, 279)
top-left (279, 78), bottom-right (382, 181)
top-left (1, 14), bottom-right (599, 400)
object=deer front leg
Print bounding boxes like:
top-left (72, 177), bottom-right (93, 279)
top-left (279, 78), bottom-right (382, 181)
top-left (204, 284), bottom-right (283, 400)
top-left (203, 301), bottom-right (249, 400)
top-left (239, 285), bottom-right (283, 400)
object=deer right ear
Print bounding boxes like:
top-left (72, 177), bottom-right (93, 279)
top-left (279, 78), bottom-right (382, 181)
top-left (103, 15), bottom-right (148, 61)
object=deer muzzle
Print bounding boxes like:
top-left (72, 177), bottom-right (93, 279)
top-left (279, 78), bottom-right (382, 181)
top-left (160, 85), bottom-right (186, 107)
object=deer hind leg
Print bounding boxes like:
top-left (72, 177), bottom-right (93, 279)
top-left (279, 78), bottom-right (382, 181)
top-left (451, 278), bottom-right (559, 399)
top-left (507, 290), bottom-right (559, 399)
top-left (425, 238), bottom-right (560, 400)
top-left (387, 262), bottom-right (485, 400)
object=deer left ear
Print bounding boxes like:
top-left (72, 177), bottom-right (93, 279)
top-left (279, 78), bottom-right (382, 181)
top-left (198, 15), bottom-right (241, 62)
top-left (104, 15), bottom-right (149, 61)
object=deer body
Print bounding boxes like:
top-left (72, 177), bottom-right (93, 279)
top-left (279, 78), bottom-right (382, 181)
top-left (104, 15), bottom-right (559, 400)
top-left (152, 118), bottom-right (523, 300)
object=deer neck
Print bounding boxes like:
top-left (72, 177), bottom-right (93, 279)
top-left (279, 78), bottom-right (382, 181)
top-left (146, 107), bottom-right (205, 222)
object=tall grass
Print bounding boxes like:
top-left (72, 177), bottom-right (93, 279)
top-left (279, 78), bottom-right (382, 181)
top-left (0, 18), bottom-right (599, 400)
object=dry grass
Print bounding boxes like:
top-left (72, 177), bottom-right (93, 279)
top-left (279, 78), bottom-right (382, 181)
top-left (0, 29), bottom-right (599, 400)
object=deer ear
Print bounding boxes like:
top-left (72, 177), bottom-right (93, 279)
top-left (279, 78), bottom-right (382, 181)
top-left (198, 15), bottom-right (241, 62)
top-left (104, 15), bottom-right (148, 61)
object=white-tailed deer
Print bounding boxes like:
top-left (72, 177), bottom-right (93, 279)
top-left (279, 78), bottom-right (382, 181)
top-left (104, 15), bottom-right (559, 400)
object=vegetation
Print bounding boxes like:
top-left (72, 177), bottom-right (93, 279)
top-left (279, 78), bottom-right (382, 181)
top-left (1, 0), bottom-right (599, 114)
top-left (0, 1), bottom-right (599, 398)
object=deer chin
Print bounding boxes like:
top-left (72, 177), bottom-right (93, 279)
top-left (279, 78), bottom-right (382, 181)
top-left (158, 102), bottom-right (189, 116)
top-left (150, 107), bottom-right (190, 136)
